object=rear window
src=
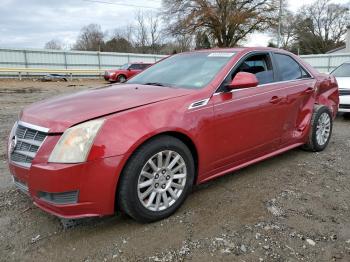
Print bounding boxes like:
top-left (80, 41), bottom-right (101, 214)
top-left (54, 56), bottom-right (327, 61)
top-left (331, 63), bottom-right (350, 77)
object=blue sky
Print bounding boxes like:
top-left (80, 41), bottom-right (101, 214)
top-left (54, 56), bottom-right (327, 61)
top-left (0, 0), bottom-right (348, 49)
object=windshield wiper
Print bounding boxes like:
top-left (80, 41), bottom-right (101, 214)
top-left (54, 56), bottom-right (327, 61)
top-left (143, 82), bottom-right (166, 86)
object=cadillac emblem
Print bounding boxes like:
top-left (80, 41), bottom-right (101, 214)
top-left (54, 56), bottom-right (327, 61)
top-left (9, 136), bottom-right (17, 155)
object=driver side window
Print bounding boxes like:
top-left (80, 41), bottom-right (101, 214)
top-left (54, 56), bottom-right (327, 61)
top-left (219, 53), bottom-right (275, 91)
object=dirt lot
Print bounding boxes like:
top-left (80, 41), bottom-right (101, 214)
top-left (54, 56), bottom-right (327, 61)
top-left (0, 79), bottom-right (349, 262)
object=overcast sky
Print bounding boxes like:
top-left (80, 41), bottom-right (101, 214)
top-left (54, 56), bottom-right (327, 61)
top-left (0, 0), bottom-right (348, 50)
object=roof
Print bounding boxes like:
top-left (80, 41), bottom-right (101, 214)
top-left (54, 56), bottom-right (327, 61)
top-left (188, 47), bottom-right (289, 54)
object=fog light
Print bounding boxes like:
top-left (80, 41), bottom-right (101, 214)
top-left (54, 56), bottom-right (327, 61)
top-left (38, 191), bottom-right (79, 205)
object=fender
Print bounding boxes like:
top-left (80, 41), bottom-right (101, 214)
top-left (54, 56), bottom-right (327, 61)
top-left (88, 99), bottom-right (200, 161)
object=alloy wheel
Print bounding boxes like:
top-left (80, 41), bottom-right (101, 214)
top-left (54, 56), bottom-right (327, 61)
top-left (137, 150), bottom-right (187, 212)
top-left (316, 112), bottom-right (331, 146)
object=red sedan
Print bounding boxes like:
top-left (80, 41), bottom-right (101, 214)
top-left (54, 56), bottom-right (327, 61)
top-left (104, 62), bottom-right (152, 83)
top-left (7, 48), bottom-right (339, 222)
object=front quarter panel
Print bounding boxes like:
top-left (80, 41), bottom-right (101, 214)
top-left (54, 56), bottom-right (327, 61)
top-left (89, 95), bottom-right (200, 152)
top-left (87, 93), bottom-right (216, 178)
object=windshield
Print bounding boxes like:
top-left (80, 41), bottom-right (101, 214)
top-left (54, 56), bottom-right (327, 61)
top-left (331, 63), bottom-right (350, 77)
top-left (127, 52), bottom-right (236, 89)
top-left (120, 63), bottom-right (130, 70)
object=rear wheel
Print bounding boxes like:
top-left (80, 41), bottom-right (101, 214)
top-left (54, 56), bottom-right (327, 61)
top-left (118, 136), bottom-right (194, 223)
top-left (303, 105), bottom-right (333, 152)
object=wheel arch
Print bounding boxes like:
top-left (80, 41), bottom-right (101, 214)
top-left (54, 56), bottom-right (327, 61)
top-left (114, 130), bottom-right (199, 212)
top-left (116, 74), bottom-right (127, 81)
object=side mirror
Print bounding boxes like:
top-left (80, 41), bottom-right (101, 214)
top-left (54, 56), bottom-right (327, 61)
top-left (127, 68), bottom-right (131, 71)
top-left (227, 72), bottom-right (259, 90)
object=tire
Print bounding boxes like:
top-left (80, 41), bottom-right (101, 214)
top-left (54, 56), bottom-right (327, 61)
top-left (117, 75), bottom-right (127, 83)
top-left (303, 105), bottom-right (333, 152)
top-left (344, 113), bottom-right (350, 120)
top-left (117, 135), bottom-right (195, 223)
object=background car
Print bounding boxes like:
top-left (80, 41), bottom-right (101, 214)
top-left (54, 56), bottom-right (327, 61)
top-left (8, 48), bottom-right (339, 223)
top-left (40, 74), bottom-right (68, 82)
top-left (104, 62), bottom-right (152, 83)
top-left (331, 62), bottom-right (350, 116)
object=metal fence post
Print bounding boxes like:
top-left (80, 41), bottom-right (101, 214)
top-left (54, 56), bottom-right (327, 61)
top-left (23, 50), bottom-right (28, 79)
top-left (327, 56), bottom-right (331, 72)
top-left (23, 50), bottom-right (28, 68)
top-left (64, 52), bottom-right (68, 69)
top-left (97, 52), bottom-right (102, 78)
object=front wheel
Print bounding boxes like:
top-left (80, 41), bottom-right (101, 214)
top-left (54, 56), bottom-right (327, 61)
top-left (303, 105), bottom-right (333, 152)
top-left (117, 75), bottom-right (127, 83)
top-left (117, 136), bottom-right (194, 223)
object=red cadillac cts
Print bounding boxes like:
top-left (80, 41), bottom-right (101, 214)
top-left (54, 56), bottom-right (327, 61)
top-left (7, 47), bottom-right (339, 223)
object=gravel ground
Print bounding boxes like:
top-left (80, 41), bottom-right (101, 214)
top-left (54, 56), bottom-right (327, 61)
top-left (0, 79), bottom-right (349, 262)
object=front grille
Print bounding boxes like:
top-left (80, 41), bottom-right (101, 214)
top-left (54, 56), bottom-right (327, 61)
top-left (339, 89), bottom-right (350, 96)
top-left (10, 122), bottom-right (48, 168)
top-left (339, 104), bottom-right (350, 109)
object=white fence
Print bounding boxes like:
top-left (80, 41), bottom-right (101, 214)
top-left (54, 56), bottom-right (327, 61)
top-left (1, 47), bottom-right (349, 77)
top-left (300, 53), bottom-right (350, 73)
top-left (0, 47), bottom-right (166, 77)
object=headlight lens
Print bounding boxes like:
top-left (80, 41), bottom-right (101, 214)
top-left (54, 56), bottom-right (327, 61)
top-left (8, 121), bottom-right (18, 157)
top-left (48, 119), bottom-right (105, 163)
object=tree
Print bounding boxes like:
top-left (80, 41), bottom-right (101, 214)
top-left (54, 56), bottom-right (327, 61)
top-left (104, 36), bottom-right (134, 53)
top-left (73, 24), bottom-right (105, 51)
top-left (134, 11), bottom-right (149, 53)
top-left (270, 10), bottom-right (298, 49)
top-left (148, 13), bottom-right (163, 53)
top-left (162, 0), bottom-right (279, 47)
top-left (133, 11), bottom-right (163, 54)
top-left (195, 32), bottom-right (211, 49)
top-left (44, 39), bottom-right (63, 50)
top-left (293, 0), bottom-right (349, 54)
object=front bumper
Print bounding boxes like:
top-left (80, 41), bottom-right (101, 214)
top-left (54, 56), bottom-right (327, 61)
top-left (9, 155), bottom-right (124, 219)
top-left (339, 95), bottom-right (350, 112)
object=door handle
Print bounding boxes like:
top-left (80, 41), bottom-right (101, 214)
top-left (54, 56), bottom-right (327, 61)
top-left (270, 96), bottom-right (282, 104)
top-left (304, 87), bottom-right (314, 94)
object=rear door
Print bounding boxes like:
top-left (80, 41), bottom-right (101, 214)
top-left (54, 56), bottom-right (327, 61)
top-left (272, 53), bottom-right (316, 146)
top-left (209, 52), bottom-right (290, 170)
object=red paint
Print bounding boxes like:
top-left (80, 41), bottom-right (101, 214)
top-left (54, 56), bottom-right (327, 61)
top-left (8, 47), bottom-right (339, 218)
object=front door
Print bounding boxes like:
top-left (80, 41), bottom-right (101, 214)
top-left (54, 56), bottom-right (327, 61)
top-left (209, 52), bottom-right (289, 170)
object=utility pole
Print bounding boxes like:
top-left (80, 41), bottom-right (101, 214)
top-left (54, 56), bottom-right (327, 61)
top-left (277, 0), bottom-right (283, 48)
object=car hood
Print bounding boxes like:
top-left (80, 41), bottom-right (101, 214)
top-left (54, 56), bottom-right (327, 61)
top-left (20, 84), bottom-right (193, 133)
top-left (336, 77), bottom-right (350, 90)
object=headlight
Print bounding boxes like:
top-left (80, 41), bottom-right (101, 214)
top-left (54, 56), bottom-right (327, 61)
top-left (8, 121), bottom-right (18, 157)
top-left (48, 119), bottom-right (105, 163)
